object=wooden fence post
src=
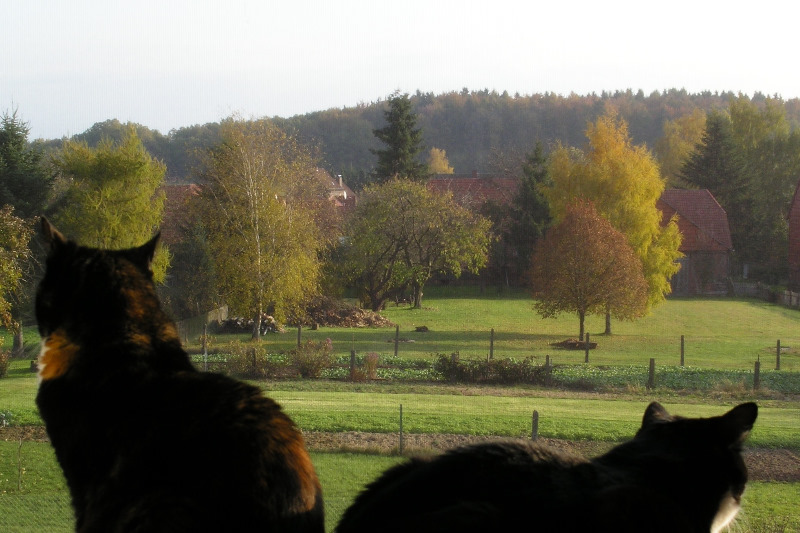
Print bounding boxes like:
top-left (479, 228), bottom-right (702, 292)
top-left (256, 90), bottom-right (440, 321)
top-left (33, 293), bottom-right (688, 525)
top-left (545, 355), bottom-right (552, 387)
top-left (584, 333), bottom-right (590, 363)
top-left (754, 359), bottom-right (761, 391)
top-left (532, 410), bottom-right (539, 441)
top-left (680, 335), bottom-right (685, 367)
top-left (297, 325), bottom-right (302, 348)
top-left (776, 340), bottom-right (781, 371)
top-left (647, 358), bottom-right (655, 390)
top-left (489, 328), bottom-right (494, 360)
top-left (350, 350), bottom-right (356, 381)
top-left (394, 325), bottom-right (400, 358)
top-left (398, 404), bottom-right (404, 455)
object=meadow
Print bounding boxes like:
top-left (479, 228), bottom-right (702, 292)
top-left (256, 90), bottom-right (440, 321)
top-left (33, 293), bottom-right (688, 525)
top-left (1, 290), bottom-right (799, 531)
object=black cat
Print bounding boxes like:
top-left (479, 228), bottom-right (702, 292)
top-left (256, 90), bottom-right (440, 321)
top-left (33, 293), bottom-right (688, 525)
top-left (336, 402), bottom-right (757, 533)
top-left (35, 219), bottom-right (324, 533)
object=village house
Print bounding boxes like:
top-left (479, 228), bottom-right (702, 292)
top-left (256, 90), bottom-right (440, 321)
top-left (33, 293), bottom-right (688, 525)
top-left (657, 189), bottom-right (733, 296)
top-left (427, 172), bottom-right (518, 209)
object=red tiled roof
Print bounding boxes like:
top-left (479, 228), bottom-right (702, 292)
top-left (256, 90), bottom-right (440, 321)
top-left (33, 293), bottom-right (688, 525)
top-left (657, 189), bottom-right (733, 252)
top-left (427, 175), bottom-right (518, 208)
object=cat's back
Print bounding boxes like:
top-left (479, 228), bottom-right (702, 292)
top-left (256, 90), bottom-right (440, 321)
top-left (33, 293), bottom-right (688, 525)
top-left (336, 440), bottom-right (599, 533)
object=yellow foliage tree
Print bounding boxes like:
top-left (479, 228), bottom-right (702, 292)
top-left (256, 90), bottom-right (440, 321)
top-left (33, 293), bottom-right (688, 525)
top-left (544, 112), bottom-right (682, 332)
top-left (427, 147), bottom-right (454, 174)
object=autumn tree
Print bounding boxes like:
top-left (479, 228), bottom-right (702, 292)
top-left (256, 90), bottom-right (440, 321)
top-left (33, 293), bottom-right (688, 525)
top-left (371, 92), bottom-right (429, 183)
top-left (545, 112), bottom-right (682, 333)
top-left (51, 128), bottom-right (169, 281)
top-left (530, 201), bottom-right (648, 340)
top-left (0, 206), bottom-right (33, 331)
top-left (194, 118), bottom-right (333, 339)
top-left (427, 147), bottom-right (454, 174)
top-left (342, 178), bottom-right (490, 310)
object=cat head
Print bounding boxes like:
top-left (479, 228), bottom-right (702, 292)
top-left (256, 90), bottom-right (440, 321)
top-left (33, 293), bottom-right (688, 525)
top-left (633, 402), bottom-right (758, 533)
top-left (36, 218), bottom-right (161, 340)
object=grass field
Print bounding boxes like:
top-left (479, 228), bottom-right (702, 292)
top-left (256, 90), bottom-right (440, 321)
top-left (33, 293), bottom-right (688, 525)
top-left (1, 292), bottom-right (799, 531)
top-left (0, 442), bottom-right (797, 533)
top-left (176, 289), bottom-right (800, 371)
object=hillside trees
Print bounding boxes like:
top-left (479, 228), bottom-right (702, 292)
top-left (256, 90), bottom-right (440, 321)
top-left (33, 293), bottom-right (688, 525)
top-left (545, 112), bottom-right (682, 332)
top-left (51, 128), bottom-right (169, 281)
top-left (371, 93), bottom-right (430, 183)
top-left (193, 118), bottom-right (334, 339)
top-left (341, 178), bottom-right (491, 311)
top-left (530, 201), bottom-right (648, 340)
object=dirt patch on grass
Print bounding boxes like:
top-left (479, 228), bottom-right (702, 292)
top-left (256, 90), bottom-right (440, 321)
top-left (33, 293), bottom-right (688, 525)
top-left (303, 430), bottom-right (800, 483)
top-left (3, 426), bottom-right (797, 482)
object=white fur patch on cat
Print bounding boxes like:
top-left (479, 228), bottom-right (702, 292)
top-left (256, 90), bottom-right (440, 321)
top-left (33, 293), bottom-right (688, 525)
top-left (711, 490), bottom-right (740, 533)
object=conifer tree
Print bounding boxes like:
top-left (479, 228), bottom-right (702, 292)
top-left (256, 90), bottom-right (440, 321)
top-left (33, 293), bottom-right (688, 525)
top-left (371, 93), bottom-right (429, 183)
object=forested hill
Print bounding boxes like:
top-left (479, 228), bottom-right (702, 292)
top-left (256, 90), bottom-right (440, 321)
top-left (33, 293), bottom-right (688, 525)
top-left (41, 89), bottom-right (800, 184)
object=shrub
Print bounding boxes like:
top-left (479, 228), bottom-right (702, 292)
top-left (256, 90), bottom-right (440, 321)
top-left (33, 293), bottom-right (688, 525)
top-left (432, 353), bottom-right (546, 385)
top-left (291, 338), bottom-right (333, 378)
top-left (224, 341), bottom-right (289, 379)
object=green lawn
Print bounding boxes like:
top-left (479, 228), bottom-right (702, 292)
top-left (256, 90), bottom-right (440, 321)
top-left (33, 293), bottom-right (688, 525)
top-left (2, 293), bottom-right (799, 531)
top-left (1, 443), bottom-right (796, 533)
top-left (186, 290), bottom-right (800, 371)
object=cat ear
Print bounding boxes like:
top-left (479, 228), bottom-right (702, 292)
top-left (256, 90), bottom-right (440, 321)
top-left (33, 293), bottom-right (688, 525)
top-left (719, 402), bottom-right (758, 445)
top-left (132, 233), bottom-right (161, 273)
top-left (40, 217), bottom-right (67, 250)
top-left (641, 402), bottom-right (672, 428)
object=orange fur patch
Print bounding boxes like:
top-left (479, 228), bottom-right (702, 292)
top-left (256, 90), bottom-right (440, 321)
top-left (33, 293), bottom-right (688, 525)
top-left (286, 434), bottom-right (322, 512)
top-left (38, 330), bottom-right (79, 381)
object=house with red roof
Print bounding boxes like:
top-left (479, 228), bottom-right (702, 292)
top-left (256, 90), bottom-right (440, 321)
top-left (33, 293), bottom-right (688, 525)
top-left (427, 172), bottom-right (519, 209)
top-left (657, 189), bottom-right (733, 296)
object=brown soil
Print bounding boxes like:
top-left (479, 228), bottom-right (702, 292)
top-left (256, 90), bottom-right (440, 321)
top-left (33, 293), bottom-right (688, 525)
top-left (303, 430), bottom-right (800, 483)
top-left (4, 426), bottom-right (797, 482)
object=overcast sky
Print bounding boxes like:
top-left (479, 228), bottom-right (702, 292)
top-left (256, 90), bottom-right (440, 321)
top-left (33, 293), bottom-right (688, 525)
top-left (4, 0), bottom-right (799, 140)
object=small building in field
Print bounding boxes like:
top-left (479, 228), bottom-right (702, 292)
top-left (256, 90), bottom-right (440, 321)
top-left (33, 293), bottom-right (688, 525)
top-left (657, 189), bottom-right (733, 296)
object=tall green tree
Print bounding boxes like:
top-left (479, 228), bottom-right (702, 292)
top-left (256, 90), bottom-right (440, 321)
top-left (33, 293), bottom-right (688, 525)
top-left (728, 97), bottom-right (800, 279)
top-left (545, 112), bottom-right (682, 332)
top-left (371, 93), bottom-right (430, 183)
top-left (194, 118), bottom-right (333, 338)
top-left (51, 127), bottom-right (169, 281)
top-left (342, 178), bottom-right (490, 310)
top-left (530, 201), bottom-right (648, 340)
top-left (482, 142), bottom-right (552, 285)
top-left (0, 109), bottom-right (53, 219)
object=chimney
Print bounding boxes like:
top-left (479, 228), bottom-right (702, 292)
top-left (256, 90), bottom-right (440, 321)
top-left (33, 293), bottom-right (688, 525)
top-left (337, 174), bottom-right (343, 187)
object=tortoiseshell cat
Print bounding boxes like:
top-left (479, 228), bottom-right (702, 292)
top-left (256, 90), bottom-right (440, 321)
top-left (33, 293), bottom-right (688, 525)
top-left (35, 219), bottom-right (323, 533)
top-left (336, 402), bottom-right (757, 533)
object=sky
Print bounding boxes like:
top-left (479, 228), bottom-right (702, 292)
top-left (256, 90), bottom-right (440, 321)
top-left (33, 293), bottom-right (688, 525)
top-left (4, 0), bottom-right (800, 140)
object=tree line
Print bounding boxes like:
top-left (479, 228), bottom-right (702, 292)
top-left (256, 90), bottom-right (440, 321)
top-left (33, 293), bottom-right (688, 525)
top-left (4, 87), bottom-right (800, 342)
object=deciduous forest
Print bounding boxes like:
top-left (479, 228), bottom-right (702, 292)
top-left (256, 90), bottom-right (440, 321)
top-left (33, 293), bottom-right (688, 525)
top-left (38, 89), bottom-right (800, 185)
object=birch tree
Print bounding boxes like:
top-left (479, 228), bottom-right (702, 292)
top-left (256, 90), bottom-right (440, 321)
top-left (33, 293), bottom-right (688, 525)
top-left (195, 118), bottom-right (332, 339)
